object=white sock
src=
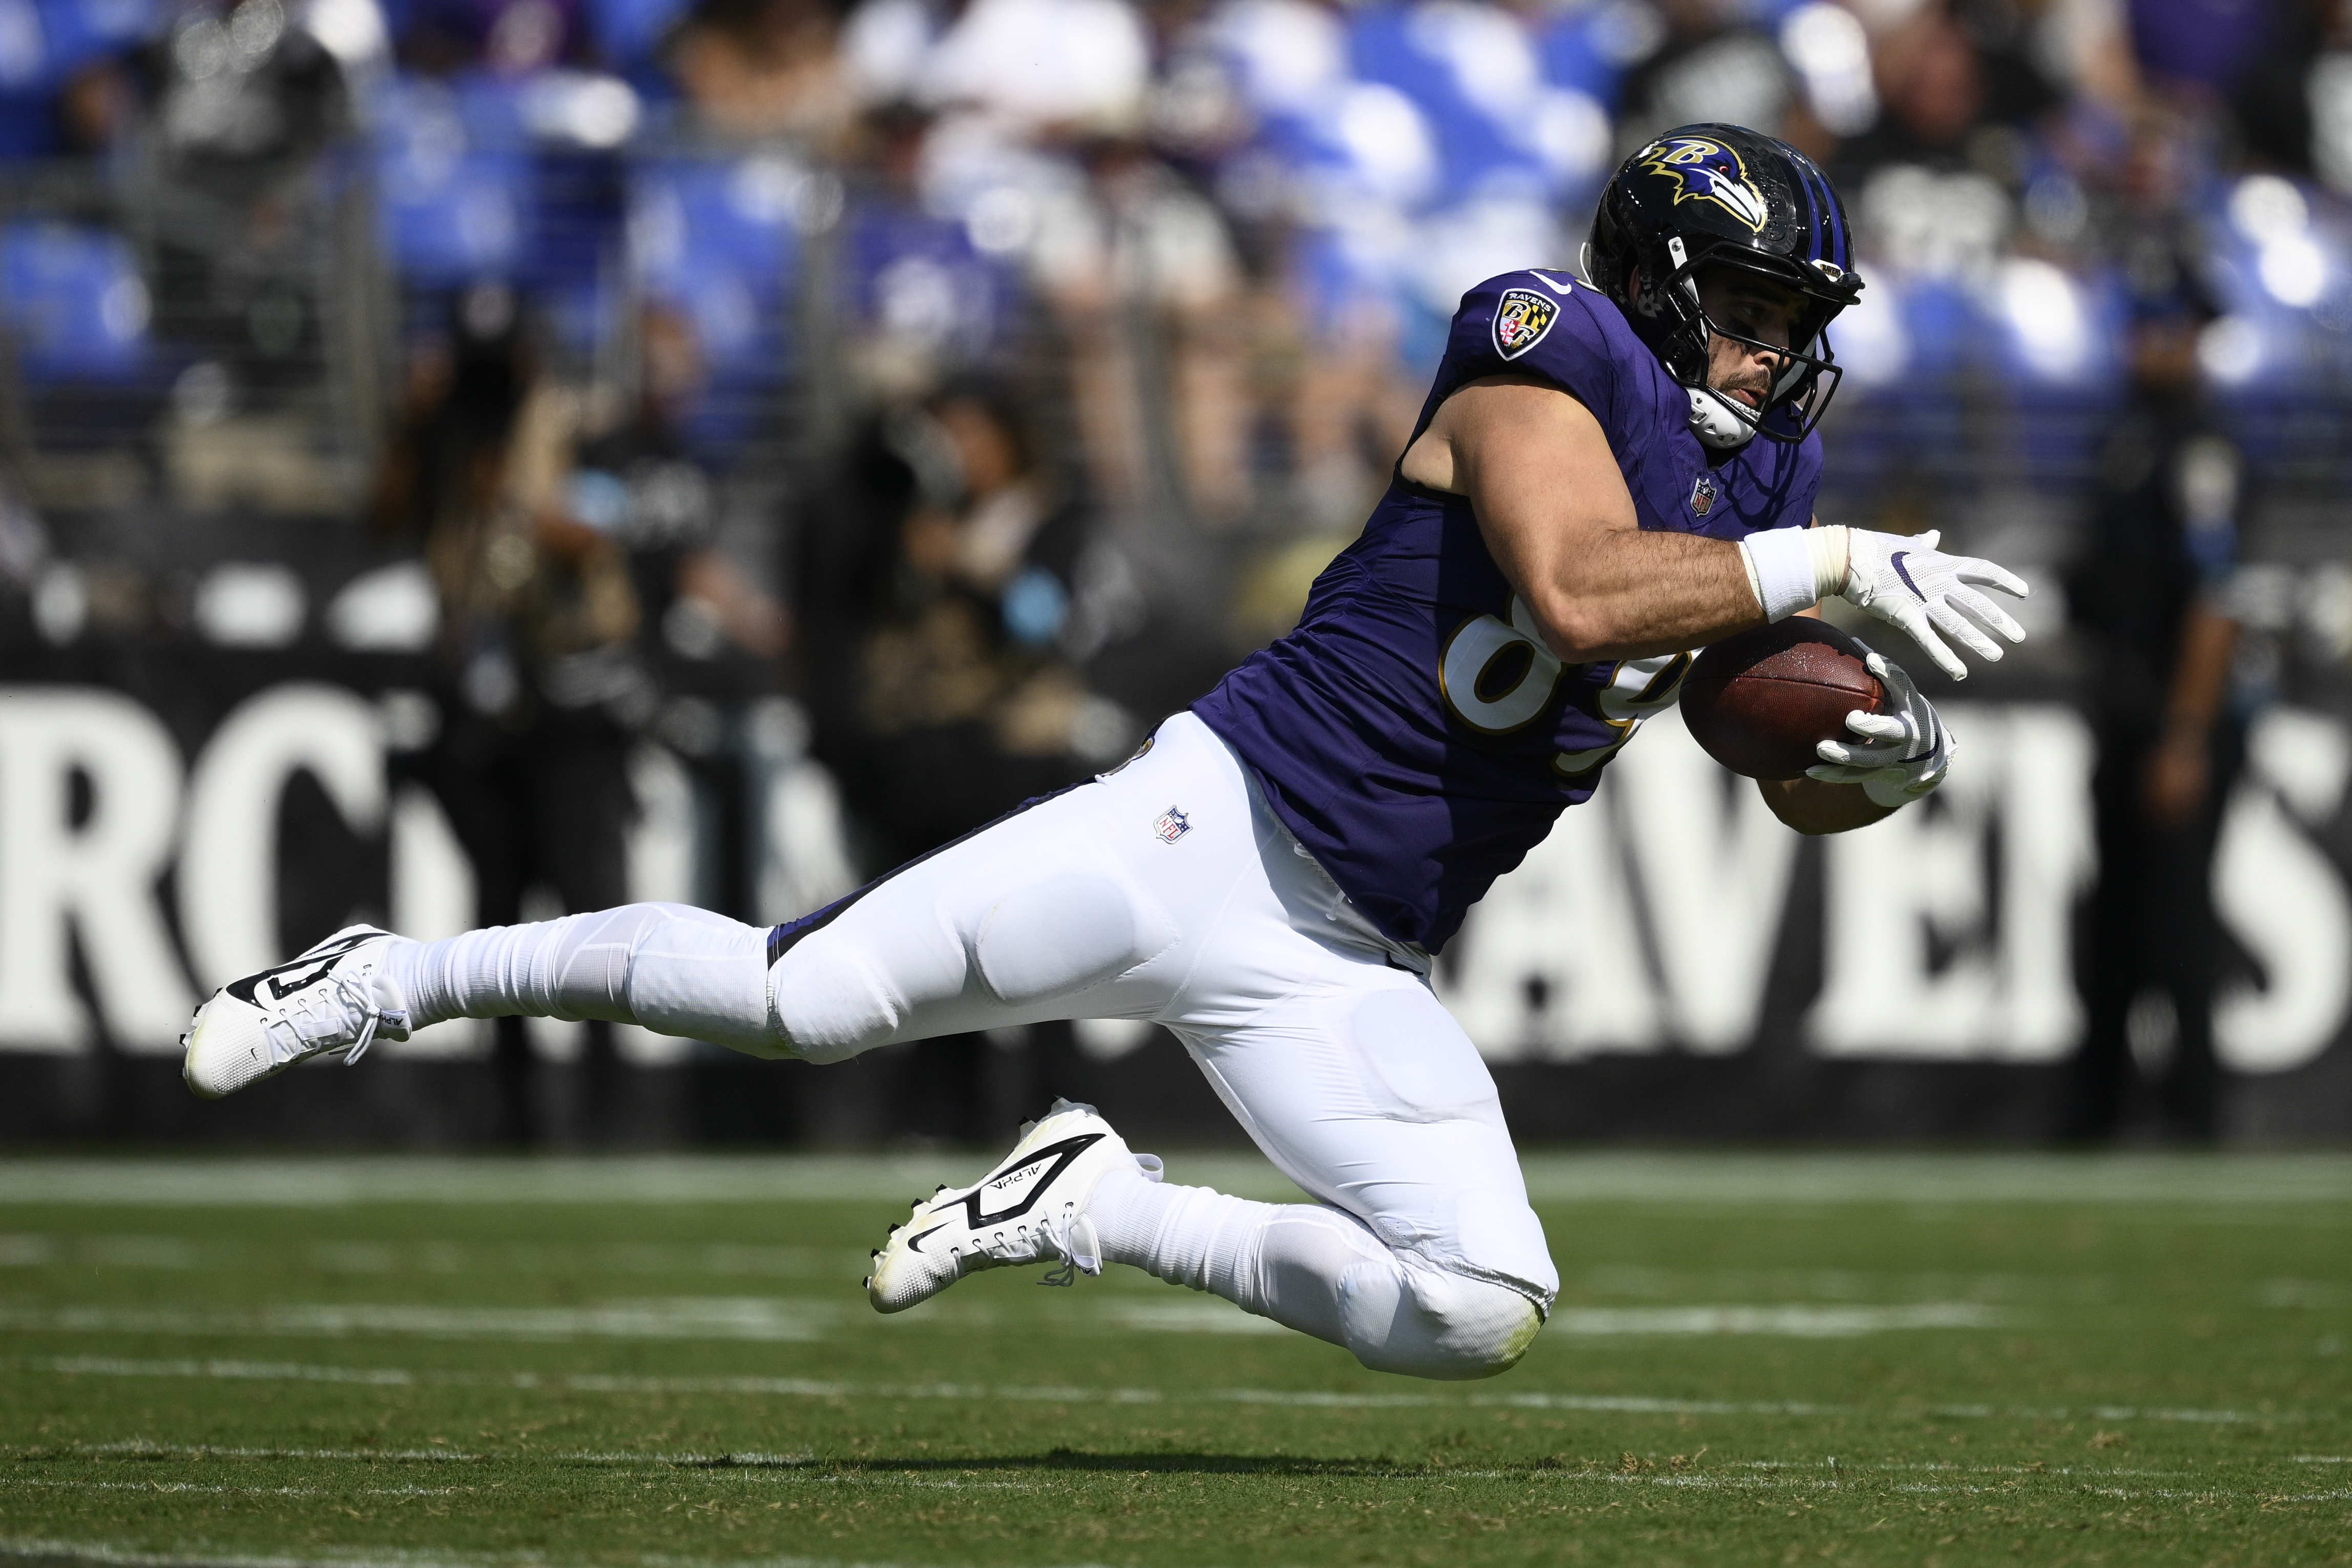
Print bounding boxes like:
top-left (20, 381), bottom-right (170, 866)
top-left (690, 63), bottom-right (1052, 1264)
top-left (1091, 1171), bottom-right (1278, 1306)
top-left (384, 903), bottom-right (784, 1056)
top-left (1088, 1168), bottom-right (1546, 1379)
top-left (1091, 1171), bottom-right (1396, 1342)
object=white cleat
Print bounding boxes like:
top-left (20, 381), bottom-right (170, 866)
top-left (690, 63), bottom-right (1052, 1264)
top-left (866, 1098), bottom-right (1161, 1313)
top-left (181, 926), bottom-right (412, 1100)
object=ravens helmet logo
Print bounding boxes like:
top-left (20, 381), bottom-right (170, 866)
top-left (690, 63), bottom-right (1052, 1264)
top-left (1638, 136), bottom-right (1771, 233)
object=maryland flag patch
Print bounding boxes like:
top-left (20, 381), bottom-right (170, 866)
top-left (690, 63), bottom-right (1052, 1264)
top-left (1491, 287), bottom-right (1559, 361)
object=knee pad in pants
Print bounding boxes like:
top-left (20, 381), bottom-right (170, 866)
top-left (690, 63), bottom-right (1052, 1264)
top-left (1337, 1260), bottom-right (1544, 1381)
top-left (1254, 1207), bottom-right (1543, 1381)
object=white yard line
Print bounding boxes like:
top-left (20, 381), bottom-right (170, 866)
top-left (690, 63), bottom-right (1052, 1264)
top-left (1550, 1304), bottom-right (2005, 1335)
top-left (0, 1157), bottom-right (1306, 1209)
top-left (0, 1481), bottom-right (464, 1498)
top-left (7, 1355), bottom-right (2326, 1427)
top-left (0, 1298), bottom-right (2010, 1342)
top-left (0, 1239), bottom-right (856, 1281)
top-left (1, 1154), bottom-right (2347, 1208)
top-left (0, 1302), bottom-right (842, 1344)
top-left (16, 1360), bottom-right (420, 1387)
top-left (0, 1539), bottom-right (923, 1568)
top-left (1096, 1302), bottom-right (1287, 1334)
top-left (85, 1442), bottom-right (470, 1462)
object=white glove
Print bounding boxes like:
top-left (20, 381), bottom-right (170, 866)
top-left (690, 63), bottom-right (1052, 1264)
top-left (1806, 641), bottom-right (1951, 808)
top-left (1840, 528), bottom-right (2028, 681)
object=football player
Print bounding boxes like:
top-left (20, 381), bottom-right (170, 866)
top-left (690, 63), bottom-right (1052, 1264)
top-left (182, 126), bottom-right (2027, 1382)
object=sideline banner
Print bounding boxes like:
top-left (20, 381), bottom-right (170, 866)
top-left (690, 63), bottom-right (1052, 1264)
top-left (1, 671), bottom-right (2347, 1141)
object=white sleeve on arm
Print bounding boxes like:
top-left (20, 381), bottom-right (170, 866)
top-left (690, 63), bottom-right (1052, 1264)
top-left (1737, 525), bottom-right (1851, 621)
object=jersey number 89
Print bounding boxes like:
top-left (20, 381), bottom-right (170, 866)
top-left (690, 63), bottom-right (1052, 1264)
top-left (1439, 596), bottom-right (1690, 776)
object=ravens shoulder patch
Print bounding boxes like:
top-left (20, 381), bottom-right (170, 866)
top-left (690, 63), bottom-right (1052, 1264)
top-left (1491, 286), bottom-right (1560, 361)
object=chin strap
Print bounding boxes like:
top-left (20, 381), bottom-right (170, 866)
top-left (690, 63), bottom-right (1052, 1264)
top-left (1688, 387), bottom-right (1756, 449)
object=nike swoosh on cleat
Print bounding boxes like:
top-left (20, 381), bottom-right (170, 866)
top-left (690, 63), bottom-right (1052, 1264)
top-left (964, 1133), bottom-right (1104, 1227)
top-left (903, 1226), bottom-right (947, 1254)
top-left (264, 959), bottom-right (340, 1002)
top-left (225, 933), bottom-right (373, 1005)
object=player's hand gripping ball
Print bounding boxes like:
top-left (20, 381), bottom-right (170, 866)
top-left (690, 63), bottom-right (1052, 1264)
top-left (1803, 641), bottom-right (1952, 806)
top-left (1680, 619), bottom-right (1887, 780)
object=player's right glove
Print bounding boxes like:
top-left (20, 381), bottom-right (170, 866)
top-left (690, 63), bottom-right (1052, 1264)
top-left (1805, 641), bottom-right (1951, 808)
top-left (1838, 528), bottom-right (2028, 682)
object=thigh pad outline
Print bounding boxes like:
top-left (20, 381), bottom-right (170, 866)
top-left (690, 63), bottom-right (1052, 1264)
top-left (960, 861), bottom-right (1180, 1007)
top-left (772, 837), bottom-right (1182, 1060)
top-left (1344, 985), bottom-right (1507, 1124)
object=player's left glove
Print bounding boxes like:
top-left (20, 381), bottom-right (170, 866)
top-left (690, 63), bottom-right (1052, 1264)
top-left (1805, 641), bottom-right (1951, 808)
top-left (1839, 528), bottom-right (2028, 682)
top-left (1737, 524), bottom-right (2028, 682)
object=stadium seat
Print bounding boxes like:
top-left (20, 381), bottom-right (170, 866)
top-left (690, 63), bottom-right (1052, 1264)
top-left (628, 149), bottom-right (806, 455)
top-left (0, 218), bottom-right (150, 379)
top-left (1532, 0), bottom-right (1641, 108)
top-left (36, 0), bottom-right (155, 76)
top-left (374, 77), bottom-right (531, 282)
top-left (843, 196), bottom-right (1005, 367)
top-left (1345, 2), bottom-right (1558, 201)
top-left (0, 0), bottom-right (157, 158)
top-left (581, 0), bottom-right (690, 75)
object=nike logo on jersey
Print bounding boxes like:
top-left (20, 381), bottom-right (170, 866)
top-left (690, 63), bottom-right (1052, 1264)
top-left (1525, 269), bottom-right (1576, 296)
top-left (224, 933), bottom-right (373, 1005)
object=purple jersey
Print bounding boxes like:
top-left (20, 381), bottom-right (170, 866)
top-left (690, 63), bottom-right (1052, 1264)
top-left (1192, 267), bottom-right (1824, 951)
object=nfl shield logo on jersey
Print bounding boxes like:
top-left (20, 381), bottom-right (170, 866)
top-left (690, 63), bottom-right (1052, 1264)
top-left (1154, 806), bottom-right (1191, 844)
top-left (1491, 288), bottom-right (1559, 361)
top-left (1689, 473), bottom-right (1718, 517)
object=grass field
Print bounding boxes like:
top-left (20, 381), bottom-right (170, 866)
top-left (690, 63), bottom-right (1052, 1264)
top-left (1, 1151), bottom-right (2348, 1568)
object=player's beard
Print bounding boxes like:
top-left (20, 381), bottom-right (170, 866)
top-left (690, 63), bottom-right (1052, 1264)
top-left (1709, 370), bottom-right (1771, 411)
top-left (1706, 344), bottom-right (1787, 411)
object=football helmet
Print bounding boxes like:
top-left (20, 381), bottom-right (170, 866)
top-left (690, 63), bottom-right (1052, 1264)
top-left (1587, 123), bottom-right (1864, 447)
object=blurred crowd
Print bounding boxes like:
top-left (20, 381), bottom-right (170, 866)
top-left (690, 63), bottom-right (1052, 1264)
top-left (7, 0), bottom-right (2352, 1141)
top-left (15, 0), bottom-right (2352, 508)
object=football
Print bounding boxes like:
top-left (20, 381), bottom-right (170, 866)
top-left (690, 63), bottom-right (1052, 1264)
top-left (1680, 618), bottom-right (1886, 780)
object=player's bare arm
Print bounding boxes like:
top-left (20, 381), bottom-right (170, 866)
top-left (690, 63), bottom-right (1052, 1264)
top-left (1404, 270), bottom-right (1828, 662)
top-left (1403, 373), bottom-right (1763, 661)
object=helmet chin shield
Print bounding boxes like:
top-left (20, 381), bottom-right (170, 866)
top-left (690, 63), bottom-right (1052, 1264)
top-left (1688, 387), bottom-right (1756, 449)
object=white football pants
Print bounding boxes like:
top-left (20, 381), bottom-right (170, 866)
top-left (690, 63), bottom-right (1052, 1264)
top-left (392, 713), bottom-right (1556, 1379)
